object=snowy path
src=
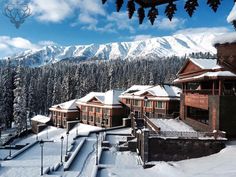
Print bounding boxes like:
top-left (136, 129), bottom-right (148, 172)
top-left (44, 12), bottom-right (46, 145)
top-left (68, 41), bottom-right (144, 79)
top-left (68, 139), bottom-right (95, 171)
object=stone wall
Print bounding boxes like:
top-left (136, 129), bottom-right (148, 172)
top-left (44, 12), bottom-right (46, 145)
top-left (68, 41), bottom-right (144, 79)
top-left (148, 137), bottom-right (225, 161)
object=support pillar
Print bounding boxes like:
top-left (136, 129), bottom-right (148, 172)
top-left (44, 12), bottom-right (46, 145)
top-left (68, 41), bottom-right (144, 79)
top-left (142, 129), bottom-right (149, 168)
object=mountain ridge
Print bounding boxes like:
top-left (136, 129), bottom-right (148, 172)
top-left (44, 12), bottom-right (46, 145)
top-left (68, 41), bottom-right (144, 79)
top-left (5, 32), bottom-right (222, 67)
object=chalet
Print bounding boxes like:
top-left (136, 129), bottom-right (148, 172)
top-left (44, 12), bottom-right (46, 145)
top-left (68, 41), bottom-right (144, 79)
top-left (49, 99), bottom-right (79, 128)
top-left (174, 58), bottom-right (236, 137)
top-left (119, 85), bottom-right (181, 118)
top-left (76, 90), bottom-right (128, 128)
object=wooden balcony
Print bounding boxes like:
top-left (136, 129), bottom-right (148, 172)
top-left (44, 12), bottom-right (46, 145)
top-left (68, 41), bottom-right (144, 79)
top-left (185, 89), bottom-right (236, 96)
top-left (185, 93), bottom-right (209, 110)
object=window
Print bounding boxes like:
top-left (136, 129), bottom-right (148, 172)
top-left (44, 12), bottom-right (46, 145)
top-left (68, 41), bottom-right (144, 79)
top-left (134, 100), bottom-right (140, 106)
top-left (103, 109), bottom-right (110, 115)
top-left (82, 106), bottom-right (87, 112)
top-left (90, 116), bottom-right (94, 122)
top-left (126, 99), bottom-right (131, 104)
top-left (58, 112), bottom-right (61, 116)
top-left (134, 111), bottom-right (141, 118)
top-left (105, 119), bottom-right (109, 125)
top-left (89, 107), bottom-right (94, 112)
top-left (97, 117), bottom-right (100, 123)
top-left (156, 101), bottom-right (164, 109)
top-left (145, 101), bottom-right (152, 107)
top-left (82, 114), bottom-right (87, 120)
top-left (187, 106), bottom-right (209, 125)
top-left (96, 107), bottom-right (101, 113)
top-left (63, 113), bottom-right (66, 117)
top-left (53, 111), bottom-right (56, 115)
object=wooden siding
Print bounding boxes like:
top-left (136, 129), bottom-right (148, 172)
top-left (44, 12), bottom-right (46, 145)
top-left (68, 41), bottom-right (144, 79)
top-left (216, 43), bottom-right (236, 74)
top-left (185, 93), bottom-right (208, 110)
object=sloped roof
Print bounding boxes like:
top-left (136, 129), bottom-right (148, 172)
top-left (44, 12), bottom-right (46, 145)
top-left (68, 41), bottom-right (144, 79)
top-left (51, 99), bottom-right (78, 110)
top-left (78, 92), bottom-right (105, 103)
top-left (121, 85), bottom-right (153, 95)
top-left (134, 85), bottom-right (181, 97)
top-left (177, 58), bottom-right (220, 75)
top-left (212, 32), bottom-right (236, 45)
top-left (77, 90), bottom-right (123, 105)
top-left (227, 3), bottom-right (236, 23)
top-left (174, 70), bottom-right (236, 83)
top-left (31, 115), bottom-right (50, 124)
top-left (190, 58), bottom-right (221, 70)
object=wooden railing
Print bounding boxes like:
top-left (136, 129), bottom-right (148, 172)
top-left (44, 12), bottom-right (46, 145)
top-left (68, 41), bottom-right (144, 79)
top-left (185, 89), bottom-right (236, 96)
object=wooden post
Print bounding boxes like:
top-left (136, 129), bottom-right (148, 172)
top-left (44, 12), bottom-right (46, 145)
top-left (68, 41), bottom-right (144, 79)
top-left (212, 81), bottom-right (215, 95)
top-left (219, 80), bottom-right (222, 96)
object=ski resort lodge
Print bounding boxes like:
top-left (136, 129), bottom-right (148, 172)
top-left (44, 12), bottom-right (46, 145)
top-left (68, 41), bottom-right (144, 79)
top-left (119, 85), bottom-right (181, 119)
top-left (174, 34), bottom-right (236, 137)
top-left (76, 90), bottom-right (128, 128)
top-left (49, 99), bottom-right (79, 128)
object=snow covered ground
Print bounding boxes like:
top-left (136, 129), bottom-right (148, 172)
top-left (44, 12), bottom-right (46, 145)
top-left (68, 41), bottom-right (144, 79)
top-left (150, 118), bottom-right (196, 132)
top-left (0, 124), bottom-right (100, 177)
top-left (98, 141), bottom-right (236, 177)
top-left (1, 124), bottom-right (236, 177)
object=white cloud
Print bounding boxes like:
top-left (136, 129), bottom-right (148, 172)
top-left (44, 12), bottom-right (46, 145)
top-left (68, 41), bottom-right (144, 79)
top-left (38, 40), bottom-right (57, 46)
top-left (107, 12), bottom-right (136, 33)
top-left (158, 18), bottom-right (186, 30)
top-left (129, 35), bottom-right (153, 41)
top-left (174, 27), bottom-right (231, 35)
top-left (0, 36), bottom-right (58, 58)
top-left (140, 17), bottom-right (186, 30)
top-left (0, 36), bottom-right (38, 58)
top-left (78, 13), bottom-right (98, 24)
top-left (29, 0), bottom-right (72, 22)
top-left (30, 0), bottom-right (106, 23)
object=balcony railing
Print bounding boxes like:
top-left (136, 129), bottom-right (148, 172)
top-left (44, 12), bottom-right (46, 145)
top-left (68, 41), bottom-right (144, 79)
top-left (185, 89), bottom-right (219, 95)
top-left (185, 89), bottom-right (236, 96)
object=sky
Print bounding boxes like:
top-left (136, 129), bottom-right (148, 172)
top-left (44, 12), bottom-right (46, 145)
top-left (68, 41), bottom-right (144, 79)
top-left (0, 0), bottom-right (235, 57)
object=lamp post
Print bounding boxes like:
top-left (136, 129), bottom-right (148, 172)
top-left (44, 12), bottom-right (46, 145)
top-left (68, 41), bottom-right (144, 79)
top-left (60, 136), bottom-right (64, 163)
top-left (36, 132), bottom-right (38, 141)
top-left (131, 93), bottom-right (134, 113)
top-left (46, 126), bottom-right (49, 139)
top-left (66, 131), bottom-right (69, 156)
top-left (76, 123), bottom-right (79, 137)
top-left (144, 96), bottom-right (148, 129)
top-left (39, 140), bottom-right (44, 176)
top-left (9, 143), bottom-right (12, 157)
top-left (96, 132), bottom-right (99, 165)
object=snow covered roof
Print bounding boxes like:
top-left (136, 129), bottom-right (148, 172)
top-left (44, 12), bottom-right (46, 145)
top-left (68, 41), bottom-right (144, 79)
top-left (121, 85), bottom-right (153, 95)
top-left (134, 85), bottom-right (181, 97)
top-left (78, 92), bottom-right (105, 103)
top-left (77, 90), bottom-right (123, 105)
top-left (212, 32), bottom-right (236, 45)
top-left (51, 99), bottom-right (78, 110)
top-left (174, 70), bottom-right (236, 83)
top-left (227, 3), bottom-right (236, 23)
top-left (31, 115), bottom-right (50, 124)
top-left (189, 58), bottom-right (221, 70)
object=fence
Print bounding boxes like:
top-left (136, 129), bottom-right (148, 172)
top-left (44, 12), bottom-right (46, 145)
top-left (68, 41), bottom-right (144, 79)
top-left (150, 130), bottom-right (226, 139)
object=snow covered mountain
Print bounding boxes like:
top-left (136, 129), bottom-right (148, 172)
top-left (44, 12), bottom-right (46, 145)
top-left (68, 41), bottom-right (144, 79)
top-left (7, 32), bottom-right (221, 67)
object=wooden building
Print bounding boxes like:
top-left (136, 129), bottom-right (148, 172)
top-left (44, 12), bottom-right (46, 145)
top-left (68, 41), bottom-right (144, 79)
top-left (76, 90), bottom-right (128, 128)
top-left (174, 58), bottom-right (236, 137)
top-left (49, 99), bottom-right (79, 128)
top-left (31, 115), bottom-right (51, 133)
top-left (119, 85), bottom-right (181, 118)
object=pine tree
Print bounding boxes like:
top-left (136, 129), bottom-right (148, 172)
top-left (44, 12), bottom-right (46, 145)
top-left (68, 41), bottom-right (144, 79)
top-left (13, 66), bottom-right (27, 134)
